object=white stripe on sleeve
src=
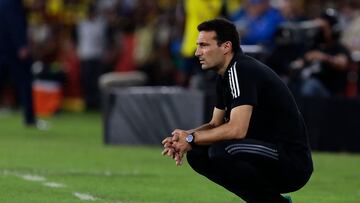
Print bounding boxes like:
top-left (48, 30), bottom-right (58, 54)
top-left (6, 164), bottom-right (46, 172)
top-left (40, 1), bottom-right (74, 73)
top-left (229, 68), bottom-right (235, 97)
top-left (229, 63), bottom-right (240, 98)
top-left (232, 62), bottom-right (240, 97)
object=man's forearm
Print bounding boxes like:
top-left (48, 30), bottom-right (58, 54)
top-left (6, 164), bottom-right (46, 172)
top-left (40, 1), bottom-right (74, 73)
top-left (193, 122), bottom-right (246, 145)
top-left (186, 123), bottom-right (218, 134)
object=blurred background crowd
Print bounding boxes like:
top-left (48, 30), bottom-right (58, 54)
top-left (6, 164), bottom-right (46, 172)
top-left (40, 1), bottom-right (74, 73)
top-left (0, 0), bottom-right (360, 126)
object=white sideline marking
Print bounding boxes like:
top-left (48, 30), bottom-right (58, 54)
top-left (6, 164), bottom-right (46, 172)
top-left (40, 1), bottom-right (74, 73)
top-left (43, 182), bottom-right (66, 188)
top-left (104, 171), bottom-right (112, 176)
top-left (74, 192), bottom-right (97, 201)
top-left (1, 170), bottom-right (115, 202)
top-left (20, 174), bottom-right (46, 182)
top-left (1, 170), bottom-right (10, 175)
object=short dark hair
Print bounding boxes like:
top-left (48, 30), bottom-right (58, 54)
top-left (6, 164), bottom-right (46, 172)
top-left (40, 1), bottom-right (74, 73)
top-left (197, 18), bottom-right (240, 53)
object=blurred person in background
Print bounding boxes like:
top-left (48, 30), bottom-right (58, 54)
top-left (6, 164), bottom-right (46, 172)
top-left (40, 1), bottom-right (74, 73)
top-left (179, 0), bottom-right (223, 86)
top-left (225, 0), bottom-right (245, 17)
top-left (340, 0), bottom-right (360, 59)
top-left (289, 8), bottom-right (352, 97)
top-left (140, 1), bottom-right (179, 86)
top-left (102, 4), bottom-right (123, 74)
top-left (338, 0), bottom-right (360, 97)
top-left (0, 0), bottom-right (36, 126)
top-left (338, 0), bottom-right (360, 32)
top-left (168, 0), bottom-right (186, 84)
top-left (132, 0), bottom-right (160, 85)
top-left (230, 0), bottom-right (285, 50)
top-left (74, 3), bottom-right (106, 110)
top-left (279, 0), bottom-right (307, 22)
top-left (265, 0), bottom-right (309, 80)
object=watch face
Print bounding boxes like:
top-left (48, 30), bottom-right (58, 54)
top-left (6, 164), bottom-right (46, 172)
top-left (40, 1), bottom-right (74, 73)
top-left (186, 134), bottom-right (194, 143)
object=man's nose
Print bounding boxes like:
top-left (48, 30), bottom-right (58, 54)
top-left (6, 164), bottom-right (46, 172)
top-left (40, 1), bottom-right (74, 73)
top-left (195, 48), bottom-right (201, 57)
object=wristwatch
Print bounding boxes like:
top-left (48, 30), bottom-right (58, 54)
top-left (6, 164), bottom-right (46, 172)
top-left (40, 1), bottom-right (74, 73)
top-left (185, 133), bottom-right (195, 146)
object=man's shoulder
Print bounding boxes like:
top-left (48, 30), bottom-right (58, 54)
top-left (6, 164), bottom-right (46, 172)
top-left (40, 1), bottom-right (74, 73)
top-left (235, 54), bottom-right (264, 70)
top-left (234, 54), bottom-right (281, 81)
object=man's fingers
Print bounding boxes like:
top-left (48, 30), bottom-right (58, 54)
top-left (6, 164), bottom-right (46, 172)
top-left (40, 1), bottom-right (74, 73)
top-left (162, 148), bottom-right (169, 156)
top-left (162, 137), bottom-right (172, 145)
top-left (172, 141), bottom-right (179, 151)
top-left (177, 159), bottom-right (183, 166)
top-left (171, 129), bottom-right (181, 135)
top-left (179, 150), bottom-right (185, 160)
top-left (174, 153), bottom-right (182, 166)
top-left (162, 146), bottom-right (177, 158)
top-left (163, 142), bottom-right (173, 148)
top-left (161, 134), bottom-right (186, 167)
top-left (175, 156), bottom-right (183, 166)
top-left (172, 134), bottom-right (179, 142)
top-left (167, 148), bottom-right (175, 157)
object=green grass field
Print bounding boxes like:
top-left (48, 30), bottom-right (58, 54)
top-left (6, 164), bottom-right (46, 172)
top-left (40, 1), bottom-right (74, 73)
top-left (0, 111), bottom-right (359, 203)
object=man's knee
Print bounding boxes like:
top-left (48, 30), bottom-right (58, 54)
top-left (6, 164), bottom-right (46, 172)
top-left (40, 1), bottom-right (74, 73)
top-left (186, 146), bottom-right (209, 173)
top-left (186, 149), bottom-right (200, 167)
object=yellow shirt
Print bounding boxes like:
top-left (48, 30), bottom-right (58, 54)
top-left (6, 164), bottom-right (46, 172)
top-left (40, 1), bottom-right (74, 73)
top-left (181, 0), bottom-right (223, 57)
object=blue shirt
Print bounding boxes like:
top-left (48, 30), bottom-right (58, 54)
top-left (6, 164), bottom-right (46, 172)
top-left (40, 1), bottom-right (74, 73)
top-left (231, 7), bottom-right (285, 47)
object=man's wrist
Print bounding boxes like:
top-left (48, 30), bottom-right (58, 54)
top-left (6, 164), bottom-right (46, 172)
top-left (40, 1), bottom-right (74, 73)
top-left (185, 132), bottom-right (196, 146)
top-left (186, 129), bottom-right (195, 134)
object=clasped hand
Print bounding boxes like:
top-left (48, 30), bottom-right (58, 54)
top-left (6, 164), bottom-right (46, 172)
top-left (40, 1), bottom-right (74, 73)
top-left (162, 129), bottom-right (192, 166)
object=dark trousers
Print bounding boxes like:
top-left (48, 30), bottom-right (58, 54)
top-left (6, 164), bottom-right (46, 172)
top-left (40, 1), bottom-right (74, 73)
top-left (0, 54), bottom-right (35, 124)
top-left (80, 59), bottom-right (102, 110)
top-left (186, 139), bottom-right (309, 203)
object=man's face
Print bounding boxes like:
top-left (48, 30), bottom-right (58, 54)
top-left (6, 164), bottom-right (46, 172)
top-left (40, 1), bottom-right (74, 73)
top-left (195, 31), bottom-right (225, 71)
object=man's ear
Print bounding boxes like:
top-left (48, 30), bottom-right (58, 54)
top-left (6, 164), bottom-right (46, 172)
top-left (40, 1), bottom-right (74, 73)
top-left (222, 41), bottom-right (232, 54)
